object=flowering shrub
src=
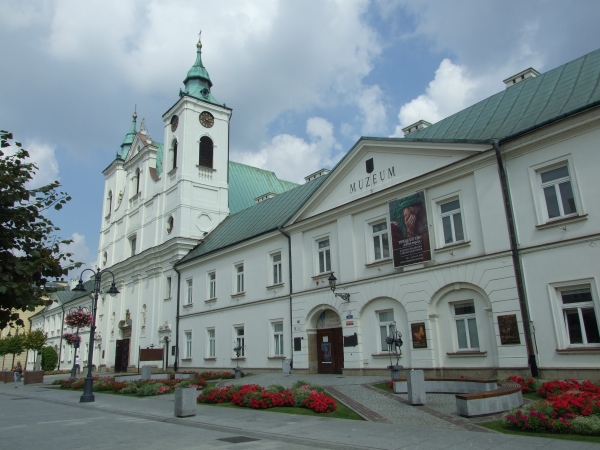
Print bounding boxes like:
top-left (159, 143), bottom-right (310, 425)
top-left (503, 378), bottom-right (600, 436)
top-left (61, 332), bottom-right (82, 346)
top-left (505, 375), bottom-right (537, 393)
top-left (198, 382), bottom-right (336, 413)
top-left (65, 310), bottom-right (94, 329)
top-left (57, 375), bottom-right (203, 397)
top-left (385, 381), bottom-right (393, 389)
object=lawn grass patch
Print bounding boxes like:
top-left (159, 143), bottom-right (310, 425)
top-left (202, 399), bottom-right (362, 420)
top-left (371, 382), bottom-right (394, 394)
top-left (478, 420), bottom-right (600, 444)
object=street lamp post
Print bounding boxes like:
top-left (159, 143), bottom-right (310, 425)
top-left (164, 336), bottom-right (169, 371)
top-left (72, 268), bottom-right (119, 403)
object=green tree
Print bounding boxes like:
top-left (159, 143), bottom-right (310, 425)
top-left (4, 333), bottom-right (25, 369)
top-left (24, 329), bottom-right (47, 352)
top-left (0, 130), bottom-right (80, 330)
top-left (41, 346), bottom-right (58, 372)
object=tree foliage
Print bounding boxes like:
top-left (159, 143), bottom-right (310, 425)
top-left (24, 329), bottom-right (47, 352)
top-left (41, 345), bottom-right (58, 371)
top-left (3, 334), bottom-right (25, 359)
top-left (0, 130), bottom-right (80, 329)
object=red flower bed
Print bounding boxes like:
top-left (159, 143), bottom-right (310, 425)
top-left (232, 384), bottom-right (263, 406)
top-left (506, 375), bottom-right (536, 393)
top-left (303, 390), bottom-right (336, 413)
top-left (538, 379), bottom-right (600, 398)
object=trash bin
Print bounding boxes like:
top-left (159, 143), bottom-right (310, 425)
top-left (282, 358), bottom-right (292, 374)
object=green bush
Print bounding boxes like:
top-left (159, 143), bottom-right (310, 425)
top-left (266, 384), bottom-right (286, 393)
top-left (137, 383), bottom-right (161, 396)
top-left (571, 416), bottom-right (600, 436)
top-left (40, 346), bottom-right (58, 371)
top-left (120, 384), bottom-right (139, 394)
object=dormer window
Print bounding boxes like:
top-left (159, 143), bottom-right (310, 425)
top-left (199, 136), bottom-right (213, 169)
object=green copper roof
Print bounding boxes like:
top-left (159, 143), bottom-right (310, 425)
top-left (408, 48), bottom-right (600, 142)
top-left (180, 41), bottom-right (220, 105)
top-left (178, 175), bottom-right (328, 265)
top-left (118, 113), bottom-right (137, 159)
top-left (228, 161), bottom-right (298, 214)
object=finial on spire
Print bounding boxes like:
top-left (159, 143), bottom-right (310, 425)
top-left (133, 104), bottom-right (137, 120)
top-left (197, 29), bottom-right (202, 48)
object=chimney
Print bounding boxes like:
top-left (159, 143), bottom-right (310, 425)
top-left (304, 168), bottom-right (331, 183)
top-left (402, 120), bottom-right (432, 137)
top-left (503, 68), bottom-right (540, 88)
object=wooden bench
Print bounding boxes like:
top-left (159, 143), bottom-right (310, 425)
top-left (455, 386), bottom-right (523, 417)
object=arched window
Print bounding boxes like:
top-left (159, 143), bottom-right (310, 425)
top-left (135, 168), bottom-right (141, 194)
top-left (106, 190), bottom-right (112, 216)
top-left (199, 136), bottom-right (213, 169)
top-left (172, 140), bottom-right (178, 171)
top-left (166, 216), bottom-right (174, 234)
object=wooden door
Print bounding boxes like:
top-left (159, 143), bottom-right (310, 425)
top-left (317, 328), bottom-right (344, 374)
top-left (114, 339), bottom-right (130, 373)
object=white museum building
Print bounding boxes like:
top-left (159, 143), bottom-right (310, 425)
top-left (32, 41), bottom-right (600, 380)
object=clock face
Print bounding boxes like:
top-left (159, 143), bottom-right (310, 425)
top-left (199, 111), bottom-right (214, 128)
top-left (170, 115), bottom-right (179, 132)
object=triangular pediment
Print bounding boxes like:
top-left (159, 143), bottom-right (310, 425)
top-left (290, 138), bottom-right (490, 223)
top-left (124, 132), bottom-right (158, 164)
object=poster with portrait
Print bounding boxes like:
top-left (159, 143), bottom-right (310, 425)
top-left (389, 191), bottom-right (431, 267)
top-left (498, 314), bottom-right (521, 345)
top-left (321, 342), bottom-right (332, 363)
top-left (411, 322), bottom-right (428, 349)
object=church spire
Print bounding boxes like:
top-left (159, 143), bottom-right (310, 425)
top-left (118, 111), bottom-right (137, 159)
top-left (180, 33), bottom-right (220, 104)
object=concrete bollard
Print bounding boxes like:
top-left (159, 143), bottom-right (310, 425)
top-left (234, 366), bottom-right (242, 379)
top-left (174, 387), bottom-right (197, 418)
top-left (407, 369), bottom-right (426, 405)
top-left (141, 366), bottom-right (152, 380)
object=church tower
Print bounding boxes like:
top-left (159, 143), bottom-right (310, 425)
top-left (161, 35), bottom-right (232, 240)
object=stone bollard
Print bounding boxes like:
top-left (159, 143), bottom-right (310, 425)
top-left (141, 366), bottom-right (152, 380)
top-left (407, 369), bottom-right (426, 405)
top-left (234, 366), bottom-right (242, 379)
top-left (174, 387), bottom-right (197, 418)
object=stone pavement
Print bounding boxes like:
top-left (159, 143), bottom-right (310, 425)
top-left (2, 375), bottom-right (599, 449)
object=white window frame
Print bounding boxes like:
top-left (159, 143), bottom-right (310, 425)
top-left (234, 325), bottom-right (245, 358)
top-left (184, 331), bottom-right (192, 359)
top-left (439, 197), bottom-right (465, 245)
top-left (207, 328), bottom-right (216, 358)
top-left (368, 218), bottom-right (391, 262)
top-left (528, 156), bottom-right (583, 225)
top-left (377, 310), bottom-right (395, 352)
top-left (234, 263), bottom-right (244, 294)
top-left (271, 252), bottom-right (282, 285)
top-left (316, 237), bottom-right (332, 274)
top-left (272, 321), bottom-right (284, 357)
top-left (165, 276), bottom-right (172, 300)
top-left (452, 301), bottom-right (480, 351)
top-left (207, 271), bottom-right (216, 299)
top-left (548, 279), bottom-right (600, 349)
top-left (186, 279), bottom-right (193, 305)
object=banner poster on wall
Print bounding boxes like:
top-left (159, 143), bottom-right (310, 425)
top-left (389, 191), bottom-right (431, 267)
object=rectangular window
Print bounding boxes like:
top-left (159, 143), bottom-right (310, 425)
top-left (186, 279), bottom-right (193, 304)
top-left (207, 329), bottom-right (215, 357)
top-left (317, 238), bottom-right (331, 273)
top-left (272, 253), bottom-right (282, 285)
top-left (166, 276), bottom-right (172, 299)
top-left (371, 221), bottom-right (390, 261)
top-left (540, 165), bottom-right (577, 219)
top-left (378, 310), bottom-right (395, 352)
top-left (235, 327), bottom-right (245, 357)
top-left (561, 288), bottom-right (600, 345)
top-left (235, 264), bottom-right (244, 293)
top-left (454, 302), bottom-right (479, 350)
top-left (273, 322), bottom-right (284, 356)
top-left (208, 272), bottom-right (216, 299)
top-left (185, 331), bottom-right (192, 358)
top-left (130, 237), bottom-right (137, 256)
top-left (440, 199), bottom-right (465, 245)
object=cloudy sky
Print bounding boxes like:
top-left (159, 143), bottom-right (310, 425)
top-left (1, 0), bottom-right (599, 277)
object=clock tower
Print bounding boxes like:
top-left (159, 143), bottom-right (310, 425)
top-left (161, 37), bottom-right (232, 240)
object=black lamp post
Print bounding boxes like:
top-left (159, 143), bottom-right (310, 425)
top-left (72, 268), bottom-right (119, 403)
top-left (327, 273), bottom-right (351, 302)
top-left (164, 336), bottom-right (169, 371)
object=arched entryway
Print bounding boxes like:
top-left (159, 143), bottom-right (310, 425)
top-left (310, 309), bottom-right (344, 374)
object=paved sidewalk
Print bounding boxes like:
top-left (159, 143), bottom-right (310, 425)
top-left (3, 375), bottom-right (599, 449)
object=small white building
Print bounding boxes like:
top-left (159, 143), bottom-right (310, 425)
top-left (90, 41), bottom-right (600, 379)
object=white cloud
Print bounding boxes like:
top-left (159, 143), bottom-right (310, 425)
top-left (393, 59), bottom-right (477, 136)
top-left (62, 232), bottom-right (96, 281)
top-left (238, 117), bottom-right (340, 184)
top-left (356, 85), bottom-right (387, 136)
top-left (25, 141), bottom-right (60, 188)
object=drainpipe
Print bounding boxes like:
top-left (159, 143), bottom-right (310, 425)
top-left (173, 266), bottom-right (182, 372)
top-left (493, 139), bottom-right (539, 377)
top-left (58, 302), bottom-right (66, 370)
top-left (278, 225), bottom-right (293, 369)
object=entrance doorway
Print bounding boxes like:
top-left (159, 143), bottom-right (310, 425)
top-left (317, 327), bottom-right (343, 374)
top-left (114, 339), bottom-right (130, 372)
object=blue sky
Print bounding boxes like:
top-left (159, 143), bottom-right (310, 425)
top-left (2, 0), bottom-right (600, 277)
